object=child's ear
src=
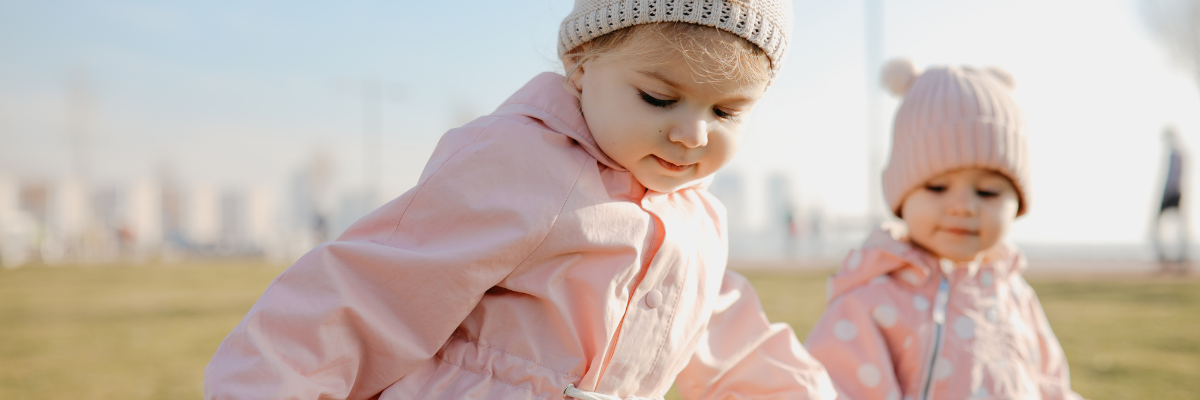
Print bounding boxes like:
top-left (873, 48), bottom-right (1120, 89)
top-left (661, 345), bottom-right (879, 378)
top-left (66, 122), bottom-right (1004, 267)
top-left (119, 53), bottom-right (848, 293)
top-left (563, 57), bottom-right (586, 93)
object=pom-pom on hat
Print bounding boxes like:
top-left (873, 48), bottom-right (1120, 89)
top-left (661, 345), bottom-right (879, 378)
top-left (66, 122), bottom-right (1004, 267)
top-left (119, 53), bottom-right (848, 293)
top-left (881, 58), bottom-right (1031, 217)
top-left (558, 0), bottom-right (793, 78)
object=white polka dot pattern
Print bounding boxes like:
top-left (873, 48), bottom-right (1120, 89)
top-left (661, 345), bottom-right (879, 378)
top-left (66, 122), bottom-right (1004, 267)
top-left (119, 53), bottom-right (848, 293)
top-left (834, 319), bottom-right (858, 341)
top-left (857, 363), bottom-right (882, 387)
top-left (873, 304), bottom-right (898, 327)
top-left (806, 228), bottom-right (1076, 400)
top-left (913, 295), bottom-right (930, 311)
top-left (938, 258), bottom-right (955, 274)
top-left (954, 316), bottom-right (975, 339)
top-left (933, 358), bottom-right (953, 380)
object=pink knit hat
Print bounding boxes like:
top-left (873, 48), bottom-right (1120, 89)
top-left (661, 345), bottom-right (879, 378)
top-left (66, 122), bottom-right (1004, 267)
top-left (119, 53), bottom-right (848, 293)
top-left (880, 58), bottom-right (1030, 217)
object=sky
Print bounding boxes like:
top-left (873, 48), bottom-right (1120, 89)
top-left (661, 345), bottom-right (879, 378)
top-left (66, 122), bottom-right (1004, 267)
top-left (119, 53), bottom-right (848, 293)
top-left (1, 0), bottom-right (1198, 246)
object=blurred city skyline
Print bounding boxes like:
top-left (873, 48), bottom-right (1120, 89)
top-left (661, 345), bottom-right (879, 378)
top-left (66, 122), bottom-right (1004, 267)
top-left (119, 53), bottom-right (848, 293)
top-left (2, 0), bottom-right (1200, 260)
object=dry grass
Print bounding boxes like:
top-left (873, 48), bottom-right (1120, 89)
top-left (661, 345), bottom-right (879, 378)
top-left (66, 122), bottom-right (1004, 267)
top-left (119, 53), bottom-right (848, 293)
top-left (0, 262), bottom-right (286, 400)
top-left (1, 263), bottom-right (1196, 399)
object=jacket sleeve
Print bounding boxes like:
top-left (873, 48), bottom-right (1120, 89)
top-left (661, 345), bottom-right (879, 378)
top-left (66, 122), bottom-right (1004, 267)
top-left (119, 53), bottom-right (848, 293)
top-left (804, 287), bottom-right (902, 400)
top-left (1019, 277), bottom-right (1086, 400)
top-left (203, 118), bottom-right (586, 400)
top-left (674, 271), bottom-right (837, 400)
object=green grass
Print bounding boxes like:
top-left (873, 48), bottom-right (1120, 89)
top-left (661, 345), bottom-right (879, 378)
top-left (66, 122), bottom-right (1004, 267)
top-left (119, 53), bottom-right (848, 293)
top-left (1028, 278), bottom-right (1200, 400)
top-left (1, 263), bottom-right (1197, 399)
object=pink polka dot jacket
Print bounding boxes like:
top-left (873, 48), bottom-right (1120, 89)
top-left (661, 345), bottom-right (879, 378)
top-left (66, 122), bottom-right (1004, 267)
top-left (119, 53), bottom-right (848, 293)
top-left (203, 73), bottom-right (836, 400)
top-left (805, 225), bottom-right (1084, 400)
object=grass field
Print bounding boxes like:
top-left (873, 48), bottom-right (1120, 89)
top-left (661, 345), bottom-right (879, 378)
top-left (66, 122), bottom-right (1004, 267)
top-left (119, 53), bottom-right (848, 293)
top-left (1, 263), bottom-right (1197, 399)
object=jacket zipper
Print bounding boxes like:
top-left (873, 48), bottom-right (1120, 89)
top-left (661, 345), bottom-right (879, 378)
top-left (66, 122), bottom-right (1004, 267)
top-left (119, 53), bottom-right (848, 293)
top-left (919, 277), bottom-right (950, 400)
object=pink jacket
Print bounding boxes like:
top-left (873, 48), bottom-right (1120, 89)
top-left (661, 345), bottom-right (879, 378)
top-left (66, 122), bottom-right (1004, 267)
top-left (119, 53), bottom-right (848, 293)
top-left (805, 226), bottom-right (1083, 400)
top-left (204, 72), bottom-right (835, 400)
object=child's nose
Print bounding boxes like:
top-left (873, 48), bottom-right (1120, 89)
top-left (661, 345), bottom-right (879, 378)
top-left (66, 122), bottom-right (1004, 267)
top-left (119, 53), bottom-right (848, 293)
top-left (668, 118), bottom-right (708, 148)
top-left (946, 189), bottom-right (978, 215)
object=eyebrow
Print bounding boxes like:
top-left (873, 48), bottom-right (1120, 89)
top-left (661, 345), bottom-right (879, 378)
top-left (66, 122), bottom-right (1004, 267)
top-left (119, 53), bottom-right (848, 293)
top-left (637, 70), bottom-right (682, 90)
top-left (636, 70), bottom-right (756, 104)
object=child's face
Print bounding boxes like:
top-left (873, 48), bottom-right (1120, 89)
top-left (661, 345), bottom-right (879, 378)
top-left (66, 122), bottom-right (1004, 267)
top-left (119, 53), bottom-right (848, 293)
top-left (569, 53), bottom-right (767, 193)
top-left (900, 168), bottom-right (1020, 262)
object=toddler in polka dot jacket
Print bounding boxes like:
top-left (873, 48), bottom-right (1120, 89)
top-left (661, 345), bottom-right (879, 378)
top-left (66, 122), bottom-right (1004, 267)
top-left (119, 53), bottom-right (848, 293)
top-left (804, 59), bottom-right (1084, 400)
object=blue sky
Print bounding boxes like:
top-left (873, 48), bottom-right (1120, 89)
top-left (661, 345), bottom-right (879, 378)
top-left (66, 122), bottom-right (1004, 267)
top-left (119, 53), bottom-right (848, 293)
top-left (2, 0), bottom-right (1198, 245)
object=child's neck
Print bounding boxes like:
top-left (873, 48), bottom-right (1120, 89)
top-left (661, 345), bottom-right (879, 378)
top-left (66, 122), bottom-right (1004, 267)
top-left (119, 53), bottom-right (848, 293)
top-left (934, 256), bottom-right (984, 277)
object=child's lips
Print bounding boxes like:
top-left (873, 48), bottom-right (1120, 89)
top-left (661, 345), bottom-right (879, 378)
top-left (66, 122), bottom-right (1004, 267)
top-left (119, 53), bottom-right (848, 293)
top-left (654, 155), bottom-right (692, 172)
top-left (941, 227), bottom-right (978, 236)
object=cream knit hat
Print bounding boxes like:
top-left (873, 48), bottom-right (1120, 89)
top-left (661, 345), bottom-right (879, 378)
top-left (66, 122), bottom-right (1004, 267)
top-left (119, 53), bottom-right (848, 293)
top-left (881, 58), bottom-right (1030, 217)
top-left (558, 0), bottom-right (793, 77)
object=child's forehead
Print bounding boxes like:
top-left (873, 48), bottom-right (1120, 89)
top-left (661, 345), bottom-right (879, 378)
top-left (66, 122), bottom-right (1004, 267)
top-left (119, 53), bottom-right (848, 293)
top-left (624, 61), bottom-right (766, 102)
top-left (604, 23), bottom-right (771, 86)
top-left (927, 168), bottom-right (1013, 184)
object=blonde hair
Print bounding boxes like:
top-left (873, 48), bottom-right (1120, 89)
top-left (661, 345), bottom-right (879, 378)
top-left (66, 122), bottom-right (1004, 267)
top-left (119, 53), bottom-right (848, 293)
top-left (562, 22), bottom-right (771, 89)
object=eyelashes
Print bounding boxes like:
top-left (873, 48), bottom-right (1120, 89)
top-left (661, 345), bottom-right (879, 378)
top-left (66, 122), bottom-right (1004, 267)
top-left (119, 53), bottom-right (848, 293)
top-left (638, 90), bottom-right (742, 122)
top-left (925, 185), bottom-right (1001, 198)
top-left (639, 90), bottom-right (675, 108)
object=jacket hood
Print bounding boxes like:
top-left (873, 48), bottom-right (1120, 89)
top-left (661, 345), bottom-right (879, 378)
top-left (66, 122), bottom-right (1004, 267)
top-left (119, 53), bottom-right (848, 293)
top-left (827, 222), bottom-right (1026, 300)
top-left (492, 72), bottom-right (718, 194)
top-left (493, 72), bottom-right (625, 172)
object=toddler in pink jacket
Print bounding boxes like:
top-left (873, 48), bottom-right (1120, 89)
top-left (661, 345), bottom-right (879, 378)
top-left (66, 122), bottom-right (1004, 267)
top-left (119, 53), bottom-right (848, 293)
top-left (805, 59), bottom-right (1084, 400)
top-left (204, 1), bottom-right (836, 399)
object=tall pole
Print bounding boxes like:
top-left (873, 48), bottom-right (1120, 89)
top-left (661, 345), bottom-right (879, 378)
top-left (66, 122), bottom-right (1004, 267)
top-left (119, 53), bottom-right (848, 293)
top-left (864, 0), bottom-right (886, 226)
top-left (67, 68), bottom-right (95, 262)
top-left (68, 69), bottom-right (92, 183)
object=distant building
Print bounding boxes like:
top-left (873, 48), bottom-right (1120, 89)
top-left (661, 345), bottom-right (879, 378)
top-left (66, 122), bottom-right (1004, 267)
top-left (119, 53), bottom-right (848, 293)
top-left (126, 179), bottom-right (162, 254)
top-left (185, 183), bottom-right (220, 248)
top-left (709, 171), bottom-right (750, 235)
top-left (245, 186), bottom-right (278, 253)
top-left (42, 177), bottom-right (90, 263)
top-left (0, 171), bottom-right (37, 267)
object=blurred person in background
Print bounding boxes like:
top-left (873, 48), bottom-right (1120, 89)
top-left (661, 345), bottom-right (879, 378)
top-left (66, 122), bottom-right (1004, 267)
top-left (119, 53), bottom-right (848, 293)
top-left (1153, 125), bottom-right (1190, 272)
top-left (804, 59), bottom-right (1084, 400)
top-left (203, 1), bottom-right (838, 399)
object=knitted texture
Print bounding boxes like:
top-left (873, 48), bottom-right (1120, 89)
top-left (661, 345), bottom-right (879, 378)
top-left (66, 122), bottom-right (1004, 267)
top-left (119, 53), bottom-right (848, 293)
top-left (882, 63), bottom-right (1031, 217)
top-left (558, 0), bottom-right (792, 77)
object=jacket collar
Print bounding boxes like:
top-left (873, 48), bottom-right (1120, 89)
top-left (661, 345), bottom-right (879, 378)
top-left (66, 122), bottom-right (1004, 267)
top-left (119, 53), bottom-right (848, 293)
top-left (493, 72), bottom-right (625, 172)
top-left (827, 222), bottom-right (1026, 300)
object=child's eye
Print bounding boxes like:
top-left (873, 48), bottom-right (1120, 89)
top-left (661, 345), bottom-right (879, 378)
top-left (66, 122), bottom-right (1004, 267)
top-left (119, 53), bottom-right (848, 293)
top-left (713, 107), bottom-right (742, 123)
top-left (639, 90), bottom-right (675, 108)
top-left (925, 185), bottom-right (947, 193)
top-left (976, 189), bottom-right (999, 198)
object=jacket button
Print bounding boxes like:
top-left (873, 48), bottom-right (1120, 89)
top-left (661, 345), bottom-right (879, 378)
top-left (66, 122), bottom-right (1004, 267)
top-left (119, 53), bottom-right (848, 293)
top-left (645, 290), bottom-right (663, 309)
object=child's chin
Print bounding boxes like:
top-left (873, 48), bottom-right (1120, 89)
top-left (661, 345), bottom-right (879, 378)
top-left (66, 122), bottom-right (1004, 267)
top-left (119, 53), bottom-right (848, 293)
top-left (633, 173), bottom-right (688, 193)
top-left (935, 249), bottom-right (982, 263)
top-left (924, 242), bottom-right (974, 260)
top-left (643, 181), bottom-right (686, 193)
